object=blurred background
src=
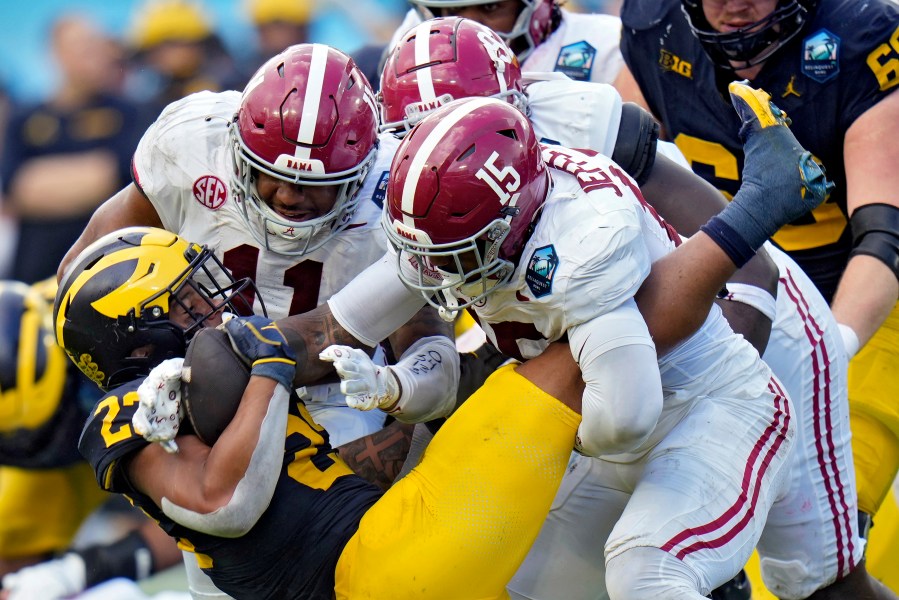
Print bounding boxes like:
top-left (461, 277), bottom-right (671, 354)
top-left (0, 0), bottom-right (408, 103)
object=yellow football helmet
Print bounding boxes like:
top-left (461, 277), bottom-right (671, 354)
top-left (0, 279), bottom-right (68, 433)
top-left (55, 227), bottom-right (260, 391)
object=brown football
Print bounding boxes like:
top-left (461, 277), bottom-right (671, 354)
top-left (182, 327), bottom-right (250, 446)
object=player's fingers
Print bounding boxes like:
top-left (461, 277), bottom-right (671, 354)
top-left (319, 344), bottom-right (354, 363)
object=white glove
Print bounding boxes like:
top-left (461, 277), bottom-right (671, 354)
top-left (837, 323), bottom-right (860, 360)
top-left (132, 357), bottom-right (186, 454)
top-left (1, 553), bottom-right (86, 600)
top-left (319, 345), bottom-right (399, 411)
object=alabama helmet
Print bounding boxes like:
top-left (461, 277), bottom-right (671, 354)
top-left (382, 96), bottom-right (549, 319)
top-left (380, 17), bottom-right (525, 135)
top-left (681, 0), bottom-right (817, 69)
top-left (55, 227), bottom-right (259, 391)
top-left (230, 43), bottom-right (379, 256)
top-left (409, 0), bottom-right (557, 62)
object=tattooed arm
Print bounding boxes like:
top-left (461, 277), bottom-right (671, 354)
top-left (385, 305), bottom-right (454, 359)
top-left (336, 420), bottom-right (415, 491)
top-left (275, 303), bottom-right (366, 387)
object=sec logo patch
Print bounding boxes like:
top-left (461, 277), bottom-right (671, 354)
top-left (193, 175), bottom-right (228, 209)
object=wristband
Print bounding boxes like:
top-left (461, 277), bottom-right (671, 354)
top-left (700, 216), bottom-right (757, 268)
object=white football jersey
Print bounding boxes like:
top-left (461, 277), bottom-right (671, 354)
top-left (133, 91), bottom-right (396, 436)
top-left (388, 9), bottom-right (624, 84)
top-left (133, 91), bottom-right (390, 320)
top-left (523, 10), bottom-right (624, 83)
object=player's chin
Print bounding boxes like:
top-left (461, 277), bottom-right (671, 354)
top-left (199, 312), bottom-right (225, 329)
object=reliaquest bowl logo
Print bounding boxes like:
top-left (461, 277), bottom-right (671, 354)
top-left (525, 244), bottom-right (559, 298)
top-left (802, 29), bottom-right (840, 83)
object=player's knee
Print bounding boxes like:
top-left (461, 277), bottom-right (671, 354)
top-left (606, 546), bottom-right (705, 599)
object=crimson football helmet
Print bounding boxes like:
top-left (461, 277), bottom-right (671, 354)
top-left (382, 97), bottom-right (549, 320)
top-left (230, 43), bottom-right (379, 256)
top-left (409, 0), bottom-right (556, 62)
top-left (380, 17), bottom-right (526, 135)
top-left (681, 0), bottom-right (817, 70)
top-left (55, 227), bottom-right (259, 391)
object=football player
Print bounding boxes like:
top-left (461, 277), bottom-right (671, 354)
top-left (58, 43), bottom-right (459, 448)
top-left (384, 0), bottom-right (647, 104)
top-left (621, 0), bottom-right (899, 592)
top-left (304, 90), bottom-right (832, 597)
top-left (377, 17), bottom-right (882, 598)
top-left (56, 226), bottom-right (586, 599)
top-left (0, 280), bottom-right (183, 600)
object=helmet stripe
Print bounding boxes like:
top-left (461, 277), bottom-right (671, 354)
top-left (413, 21), bottom-right (437, 102)
top-left (400, 96), bottom-right (494, 225)
top-left (294, 43), bottom-right (330, 161)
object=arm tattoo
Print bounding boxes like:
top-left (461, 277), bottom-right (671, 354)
top-left (386, 305), bottom-right (454, 359)
top-left (337, 421), bottom-right (414, 491)
top-left (276, 304), bottom-right (368, 386)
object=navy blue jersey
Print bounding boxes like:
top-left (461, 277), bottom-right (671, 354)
top-left (79, 378), bottom-right (382, 599)
top-left (621, 0), bottom-right (899, 300)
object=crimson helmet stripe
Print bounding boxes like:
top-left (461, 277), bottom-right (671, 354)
top-left (294, 43), bottom-right (331, 161)
top-left (400, 96), bottom-right (494, 225)
top-left (413, 21), bottom-right (437, 102)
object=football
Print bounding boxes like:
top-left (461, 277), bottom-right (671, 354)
top-left (182, 327), bottom-right (250, 446)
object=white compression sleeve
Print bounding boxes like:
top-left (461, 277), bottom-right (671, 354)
top-left (567, 299), bottom-right (663, 457)
top-left (328, 253), bottom-right (427, 347)
top-left (161, 385), bottom-right (289, 538)
top-left (387, 335), bottom-right (460, 423)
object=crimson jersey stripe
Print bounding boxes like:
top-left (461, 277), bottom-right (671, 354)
top-left (780, 266), bottom-right (856, 576)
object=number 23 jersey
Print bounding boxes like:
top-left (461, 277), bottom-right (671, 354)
top-left (78, 378), bottom-right (381, 600)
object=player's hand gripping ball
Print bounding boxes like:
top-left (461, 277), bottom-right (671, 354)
top-left (182, 327), bottom-right (250, 446)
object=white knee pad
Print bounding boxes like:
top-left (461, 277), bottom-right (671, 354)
top-left (605, 546), bottom-right (708, 600)
top-left (760, 556), bottom-right (825, 600)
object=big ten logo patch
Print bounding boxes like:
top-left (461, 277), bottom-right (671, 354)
top-left (525, 244), bottom-right (559, 298)
top-left (193, 175), bottom-right (228, 209)
top-left (659, 49), bottom-right (692, 78)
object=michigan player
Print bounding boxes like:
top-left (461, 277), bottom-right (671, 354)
top-left (57, 226), bottom-right (585, 599)
top-left (621, 0), bottom-right (899, 592)
top-left (0, 280), bottom-right (182, 599)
